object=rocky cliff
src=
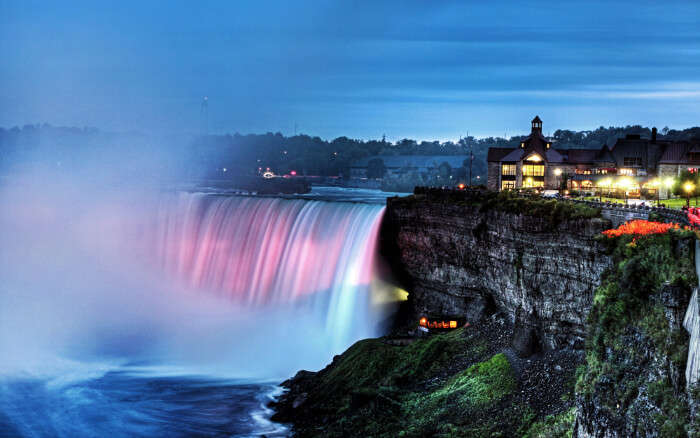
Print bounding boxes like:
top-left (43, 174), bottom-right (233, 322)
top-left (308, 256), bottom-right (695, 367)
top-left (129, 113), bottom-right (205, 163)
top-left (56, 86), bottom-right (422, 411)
top-left (381, 190), bottom-right (612, 355)
top-left (273, 190), bottom-right (700, 437)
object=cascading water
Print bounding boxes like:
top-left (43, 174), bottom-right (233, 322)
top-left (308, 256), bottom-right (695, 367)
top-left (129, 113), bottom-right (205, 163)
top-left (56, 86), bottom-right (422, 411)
top-left (0, 180), bottom-right (396, 437)
top-left (148, 192), bottom-right (386, 353)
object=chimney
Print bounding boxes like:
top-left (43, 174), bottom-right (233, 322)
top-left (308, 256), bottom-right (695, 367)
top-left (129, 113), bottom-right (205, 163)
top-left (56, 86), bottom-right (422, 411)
top-left (652, 127), bottom-right (657, 143)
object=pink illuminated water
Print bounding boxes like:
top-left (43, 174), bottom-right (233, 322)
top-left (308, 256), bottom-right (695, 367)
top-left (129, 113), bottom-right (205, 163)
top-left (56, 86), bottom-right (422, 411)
top-left (148, 192), bottom-right (386, 351)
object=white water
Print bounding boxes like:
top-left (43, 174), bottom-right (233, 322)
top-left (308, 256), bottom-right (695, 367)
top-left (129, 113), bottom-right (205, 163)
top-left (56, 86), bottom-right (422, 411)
top-left (0, 180), bottom-right (389, 378)
top-left (0, 177), bottom-right (397, 436)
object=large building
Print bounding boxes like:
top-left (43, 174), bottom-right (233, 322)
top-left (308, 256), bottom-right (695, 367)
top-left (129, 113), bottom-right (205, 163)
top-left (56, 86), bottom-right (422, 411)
top-left (487, 116), bottom-right (700, 198)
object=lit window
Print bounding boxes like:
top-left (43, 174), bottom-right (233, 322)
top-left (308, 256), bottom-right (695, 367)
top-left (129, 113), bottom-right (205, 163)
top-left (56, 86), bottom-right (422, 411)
top-left (526, 154), bottom-right (542, 162)
top-left (501, 164), bottom-right (516, 176)
top-left (501, 180), bottom-right (516, 190)
top-left (523, 178), bottom-right (544, 188)
top-left (523, 164), bottom-right (544, 176)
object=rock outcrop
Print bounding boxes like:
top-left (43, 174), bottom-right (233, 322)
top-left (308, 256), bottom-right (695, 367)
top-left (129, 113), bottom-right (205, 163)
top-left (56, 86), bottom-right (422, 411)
top-left (382, 193), bottom-right (612, 355)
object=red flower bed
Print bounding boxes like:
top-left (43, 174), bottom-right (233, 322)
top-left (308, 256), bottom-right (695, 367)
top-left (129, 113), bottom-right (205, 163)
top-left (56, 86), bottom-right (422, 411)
top-left (602, 219), bottom-right (680, 238)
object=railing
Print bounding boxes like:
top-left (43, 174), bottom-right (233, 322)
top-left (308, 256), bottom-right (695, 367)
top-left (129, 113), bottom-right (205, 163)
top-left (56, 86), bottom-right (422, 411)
top-left (568, 198), bottom-right (690, 226)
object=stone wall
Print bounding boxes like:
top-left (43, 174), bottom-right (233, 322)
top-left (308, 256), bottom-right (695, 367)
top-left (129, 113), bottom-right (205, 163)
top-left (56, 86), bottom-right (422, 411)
top-left (382, 194), bottom-right (613, 355)
top-left (487, 162), bottom-right (501, 190)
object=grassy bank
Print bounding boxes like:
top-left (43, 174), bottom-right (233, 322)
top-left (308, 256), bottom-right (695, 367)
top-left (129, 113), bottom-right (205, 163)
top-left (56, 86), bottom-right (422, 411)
top-left (272, 318), bottom-right (580, 437)
top-left (395, 189), bottom-right (601, 226)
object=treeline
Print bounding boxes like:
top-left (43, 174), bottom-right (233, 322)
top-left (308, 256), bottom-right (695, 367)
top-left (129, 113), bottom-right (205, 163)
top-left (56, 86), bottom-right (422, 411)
top-left (194, 133), bottom-right (503, 179)
top-left (2, 124), bottom-right (700, 180)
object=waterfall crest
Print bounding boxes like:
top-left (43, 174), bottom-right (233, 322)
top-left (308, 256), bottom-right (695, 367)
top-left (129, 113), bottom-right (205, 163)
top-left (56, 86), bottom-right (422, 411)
top-left (149, 192), bottom-right (386, 352)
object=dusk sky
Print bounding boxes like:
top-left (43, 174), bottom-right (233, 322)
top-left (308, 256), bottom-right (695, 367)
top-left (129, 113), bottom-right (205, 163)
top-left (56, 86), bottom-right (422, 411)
top-left (2, 0), bottom-right (700, 140)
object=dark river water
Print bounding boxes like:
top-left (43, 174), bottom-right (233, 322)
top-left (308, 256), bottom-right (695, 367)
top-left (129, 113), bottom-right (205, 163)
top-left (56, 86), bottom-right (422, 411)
top-left (0, 369), bottom-right (287, 437)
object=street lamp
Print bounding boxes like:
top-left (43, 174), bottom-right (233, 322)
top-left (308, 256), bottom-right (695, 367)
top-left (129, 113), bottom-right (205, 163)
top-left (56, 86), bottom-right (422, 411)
top-left (600, 178), bottom-right (612, 202)
top-left (663, 177), bottom-right (674, 205)
top-left (684, 181), bottom-right (695, 208)
top-left (554, 168), bottom-right (562, 192)
top-left (650, 179), bottom-right (661, 206)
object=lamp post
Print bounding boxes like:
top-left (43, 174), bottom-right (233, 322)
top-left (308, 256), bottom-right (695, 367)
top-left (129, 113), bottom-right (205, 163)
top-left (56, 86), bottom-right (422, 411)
top-left (617, 177), bottom-right (632, 205)
top-left (600, 178), bottom-right (612, 202)
top-left (650, 179), bottom-right (660, 207)
top-left (554, 168), bottom-right (562, 193)
top-left (663, 177), bottom-right (674, 205)
top-left (684, 181), bottom-right (695, 208)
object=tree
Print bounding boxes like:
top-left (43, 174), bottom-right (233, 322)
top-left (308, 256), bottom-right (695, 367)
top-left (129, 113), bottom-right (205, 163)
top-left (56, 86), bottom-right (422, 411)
top-left (671, 169), bottom-right (700, 202)
top-left (366, 158), bottom-right (386, 179)
top-left (437, 161), bottom-right (452, 179)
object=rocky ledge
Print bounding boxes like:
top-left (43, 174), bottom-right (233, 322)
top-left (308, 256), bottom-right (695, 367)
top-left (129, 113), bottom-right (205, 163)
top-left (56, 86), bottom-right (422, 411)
top-left (381, 189), bottom-right (612, 355)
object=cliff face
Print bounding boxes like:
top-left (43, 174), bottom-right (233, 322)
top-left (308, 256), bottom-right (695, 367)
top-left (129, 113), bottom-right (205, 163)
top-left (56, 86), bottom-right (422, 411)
top-left (382, 194), bottom-right (613, 355)
top-left (274, 192), bottom-right (700, 437)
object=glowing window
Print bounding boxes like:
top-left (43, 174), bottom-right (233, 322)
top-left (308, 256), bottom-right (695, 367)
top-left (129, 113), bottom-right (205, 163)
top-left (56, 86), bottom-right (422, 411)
top-left (501, 180), bottom-right (516, 190)
top-left (522, 164), bottom-right (544, 176)
top-left (501, 164), bottom-right (516, 176)
top-left (523, 178), bottom-right (544, 188)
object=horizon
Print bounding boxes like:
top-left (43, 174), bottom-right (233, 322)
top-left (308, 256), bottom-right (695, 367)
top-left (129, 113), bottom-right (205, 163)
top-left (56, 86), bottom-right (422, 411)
top-left (3, 1), bottom-right (700, 141)
top-left (1, 119), bottom-right (694, 145)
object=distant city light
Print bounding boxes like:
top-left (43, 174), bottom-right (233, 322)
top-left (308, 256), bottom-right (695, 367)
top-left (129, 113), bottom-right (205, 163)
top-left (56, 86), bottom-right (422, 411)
top-left (290, 170), bottom-right (297, 176)
top-left (222, 167), bottom-right (227, 172)
top-left (458, 183), bottom-right (465, 190)
top-left (263, 171), bottom-right (275, 179)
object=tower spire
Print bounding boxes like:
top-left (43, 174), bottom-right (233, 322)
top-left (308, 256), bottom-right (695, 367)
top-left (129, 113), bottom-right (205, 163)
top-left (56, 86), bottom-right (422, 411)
top-left (531, 115), bottom-right (542, 134)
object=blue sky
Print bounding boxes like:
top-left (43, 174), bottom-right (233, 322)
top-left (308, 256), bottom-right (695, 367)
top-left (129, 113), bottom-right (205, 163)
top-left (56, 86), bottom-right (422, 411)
top-left (2, 0), bottom-right (700, 140)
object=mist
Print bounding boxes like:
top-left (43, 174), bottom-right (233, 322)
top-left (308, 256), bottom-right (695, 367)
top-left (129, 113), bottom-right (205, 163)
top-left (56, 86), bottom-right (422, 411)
top-left (0, 138), bottom-right (386, 383)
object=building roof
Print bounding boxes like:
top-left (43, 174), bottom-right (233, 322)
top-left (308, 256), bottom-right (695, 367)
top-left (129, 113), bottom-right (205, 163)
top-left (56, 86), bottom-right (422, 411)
top-left (486, 117), bottom-right (700, 169)
top-left (658, 142), bottom-right (688, 164)
top-left (350, 154), bottom-right (470, 169)
top-left (487, 147), bottom-right (515, 162)
top-left (500, 148), bottom-right (524, 162)
top-left (545, 148), bottom-right (565, 163)
top-left (565, 149), bottom-right (598, 163)
top-left (594, 145), bottom-right (615, 163)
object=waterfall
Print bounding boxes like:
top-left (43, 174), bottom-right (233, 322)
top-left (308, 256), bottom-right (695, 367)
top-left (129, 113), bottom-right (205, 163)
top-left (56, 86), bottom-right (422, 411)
top-left (148, 192), bottom-right (386, 354)
top-left (684, 240), bottom-right (700, 388)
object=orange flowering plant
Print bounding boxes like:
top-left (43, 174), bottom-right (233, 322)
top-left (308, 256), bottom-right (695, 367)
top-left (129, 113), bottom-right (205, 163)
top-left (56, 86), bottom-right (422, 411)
top-left (602, 220), bottom-right (681, 238)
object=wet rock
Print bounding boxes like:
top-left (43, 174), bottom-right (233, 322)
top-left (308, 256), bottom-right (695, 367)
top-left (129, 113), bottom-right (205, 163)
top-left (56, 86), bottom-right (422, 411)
top-left (382, 196), bottom-right (612, 352)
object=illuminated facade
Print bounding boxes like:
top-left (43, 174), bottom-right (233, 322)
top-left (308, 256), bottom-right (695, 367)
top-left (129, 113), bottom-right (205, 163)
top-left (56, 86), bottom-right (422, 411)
top-left (487, 117), bottom-right (700, 197)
